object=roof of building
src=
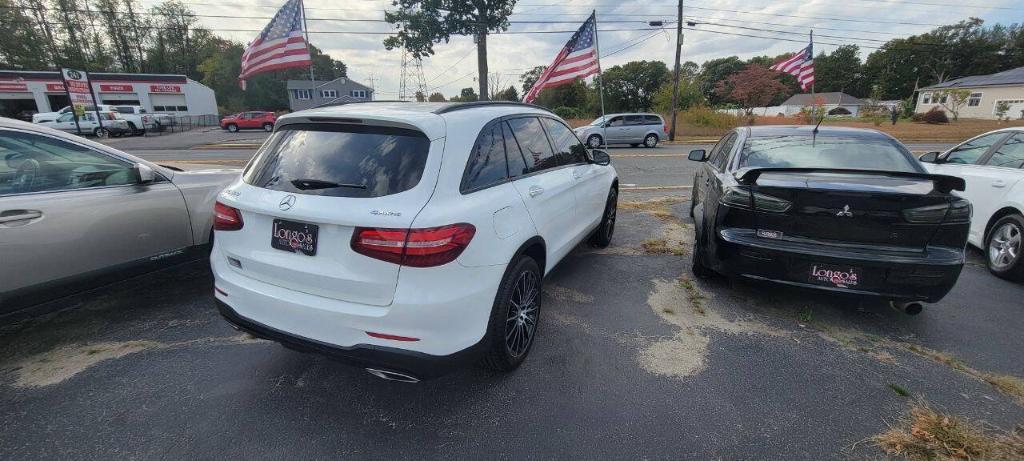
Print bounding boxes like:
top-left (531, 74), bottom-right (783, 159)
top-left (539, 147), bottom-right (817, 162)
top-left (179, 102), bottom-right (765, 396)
top-left (920, 66), bottom-right (1024, 90)
top-left (0, 70), bottom-right (187, 83)
top-left (780, 92), bottom-right (867, 107)
top-left (287, 78), bottom-right (372, 91)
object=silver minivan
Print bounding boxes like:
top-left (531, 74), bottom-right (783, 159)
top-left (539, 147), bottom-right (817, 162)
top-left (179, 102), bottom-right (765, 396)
top-left (573, 113), bottom-right (668, 148)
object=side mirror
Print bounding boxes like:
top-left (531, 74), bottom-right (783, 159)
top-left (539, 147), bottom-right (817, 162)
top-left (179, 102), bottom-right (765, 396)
top-left (590, 149), bottom-right (611, 166)
top-left (688, 149), bottom-right (707, 162)
top-left (918, 151), bottom-right (941, 163)
top-left (134, 163), bottom-right (155, 184)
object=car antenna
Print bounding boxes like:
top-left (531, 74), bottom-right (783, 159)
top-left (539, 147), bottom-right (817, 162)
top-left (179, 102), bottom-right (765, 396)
top-left (812, 92), bottom-right (835, 145)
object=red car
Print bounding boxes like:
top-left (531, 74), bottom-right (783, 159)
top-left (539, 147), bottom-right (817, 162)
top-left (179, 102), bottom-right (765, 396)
top-left (220, 111), bottom-right (276, 132)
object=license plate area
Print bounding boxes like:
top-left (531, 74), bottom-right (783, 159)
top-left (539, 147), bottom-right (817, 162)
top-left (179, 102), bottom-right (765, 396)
top-left (808, 263), bottom-right (861, 288)
top-left (271, 219), bottom-right (318, 256)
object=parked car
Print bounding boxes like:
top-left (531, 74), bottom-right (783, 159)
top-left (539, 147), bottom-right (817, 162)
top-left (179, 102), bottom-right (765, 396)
top-left (110, 105), bottom-right (171, 135)
top-left (918, 128), bottom-right (1024, 281)
top-left (211, 101), bottom-right (618, 381)
top-left (32, 105), bottom-right (115, 124)
top-left (36, 111), bottom-right (132, 138)
top-left (0, 117), bottom-right (240, 316)
top-left (688, 126), bottom-right (969, 315)
top-left (573, 113), bottom-right (668, 148)
top-left (220, 111), bottom-right (276, 132)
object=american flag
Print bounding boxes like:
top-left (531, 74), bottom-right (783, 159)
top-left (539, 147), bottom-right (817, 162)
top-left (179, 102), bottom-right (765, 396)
top-left (238, 0), bottom-right (312, 90)
top-left (770, 43), bottom-right (814, 91)
top-left (523, 13), bottom-right (599, 103)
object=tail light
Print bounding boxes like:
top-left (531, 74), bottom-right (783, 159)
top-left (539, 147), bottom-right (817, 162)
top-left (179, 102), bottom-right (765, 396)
top-left (903, 199), bottom-right (971, 224)
top-left (719, 186), bottom-right (792, 213)
top-left (214, 201), bottom-right (244, 231)
top-left (352, 223), bottom-right (475, 267)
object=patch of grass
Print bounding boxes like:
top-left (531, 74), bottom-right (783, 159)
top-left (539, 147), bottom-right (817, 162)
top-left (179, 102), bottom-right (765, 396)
top-left (678, 278), bottom-right (706, 315)
top-left (983, 374), bottom-right (1024, 406)
top-left (888, 383), bottom-right (911, 397)
top-left (873, 403), bottom-right (1024, 460)
top-left (798, 307), bottom-right (813, 323)
top-left (904, 344), bottom-right (970, 373)
top-left (619, 197), bottom-right (684, 212)
top-left (662, 308), bottom-right (674, 314)
top-left (641, 238), bottom-right (686, 256)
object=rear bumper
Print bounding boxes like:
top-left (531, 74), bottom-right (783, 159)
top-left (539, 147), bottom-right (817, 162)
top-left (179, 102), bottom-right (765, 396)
top-left (712, 228), bottom-right (964, 302)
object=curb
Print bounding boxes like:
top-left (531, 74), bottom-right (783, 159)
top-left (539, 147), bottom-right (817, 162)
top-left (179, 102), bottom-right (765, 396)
top-left (192, 143), bottom-right (263, 150)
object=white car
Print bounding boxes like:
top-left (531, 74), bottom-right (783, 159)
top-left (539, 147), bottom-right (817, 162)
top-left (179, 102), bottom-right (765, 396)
top-left (36, 111), bottom-right (132, 138)
top-left (212, 101), bottom-right (619, 381)
top-left (919, 128), bottom-right (1024, 281)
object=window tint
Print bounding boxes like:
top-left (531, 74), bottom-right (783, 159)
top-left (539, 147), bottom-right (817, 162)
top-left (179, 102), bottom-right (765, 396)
top-left (245, 123), bottom-right (430, 198)
top-left (984, 134), bottom-right (1024, 169)
top-left (643, 115), bottom-right (662, 125)
top-left (503, 122), bottom-right (528, 178)
top-left (625, 115), bottom-right (643, 126)
top-left (607, 116), bottom-right (624, 127)
top-left (946, 133), bottom-right (1006, 164)
top-left (739, 135), bottom-right (918, 172)
top-left (540, 118), bottom-right (588, 165)
top-left (507, 117), bottom-right (559, 174)
top-left (462, 122), bottom-right (509, 191)
top-left (57, 113), bottom-right (74, 122)
top-left (711, 133), bottom-right (737, 170)
top-left (0, 130), bottom-right (135, 195)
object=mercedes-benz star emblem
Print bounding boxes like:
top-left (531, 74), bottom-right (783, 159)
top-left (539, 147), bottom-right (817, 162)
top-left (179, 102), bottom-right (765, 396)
top-left (836, 205), bottom-right (853, 217)
top-left (279, 195), bottom-right (296, 211)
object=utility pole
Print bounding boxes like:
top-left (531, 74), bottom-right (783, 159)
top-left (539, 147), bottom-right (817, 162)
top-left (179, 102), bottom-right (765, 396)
top-left (668, 0), bottom-right (684, 141)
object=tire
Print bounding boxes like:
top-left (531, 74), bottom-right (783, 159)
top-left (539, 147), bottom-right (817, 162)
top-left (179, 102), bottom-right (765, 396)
top-left (93, 128), bottom-right (109, 138)
top-left (227, 124), bottom-right (238, 133)
top-left (587, 134), bottom-right (603, 149)
top-left (986, 214), bottom-right (1024, 282)
top-left (644, 134), bottom-right (659, 148)
top-left (112, 132), bottom-right (123, 138)
top-left (588, 187), bottom-right (617, 248)
top-left (263, 123), bottom-right (274, 132)
top-left (691, 224), bottom-right (714, 278)
top-left (481, 256), bottom-right (542, 372)
top-left (127, 122), bottom-right (140, 136)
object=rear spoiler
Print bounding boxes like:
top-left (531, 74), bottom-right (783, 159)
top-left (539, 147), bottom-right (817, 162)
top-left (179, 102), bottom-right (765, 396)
top-left (733, 167), bottom-right (966, 193)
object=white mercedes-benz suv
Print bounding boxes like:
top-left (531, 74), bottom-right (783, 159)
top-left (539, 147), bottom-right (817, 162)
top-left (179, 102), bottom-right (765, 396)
top-left (211, 101), bottom-right (618, 381)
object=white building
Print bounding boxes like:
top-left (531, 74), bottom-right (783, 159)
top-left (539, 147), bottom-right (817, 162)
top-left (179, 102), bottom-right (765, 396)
top-left (0, 70), bottom-right (218, 120)
top-left (915, 67), bottom-right (1024, 120)
top-left (777, 92), bottom-right (867, 117)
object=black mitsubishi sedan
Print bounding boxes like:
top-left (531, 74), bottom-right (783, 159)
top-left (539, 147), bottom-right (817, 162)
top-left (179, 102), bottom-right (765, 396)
top-left (688, 126), bottom-right (970, 313)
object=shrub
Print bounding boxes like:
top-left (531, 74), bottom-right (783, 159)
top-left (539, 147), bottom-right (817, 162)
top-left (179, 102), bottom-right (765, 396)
top-left (911, 107), bottom-right (949, 124)
top-left (552, 106), bottom-right (582, 120)
top-left (798, 104), bottom-right (826, 124)
top-left (679, 105), bottom-right (741, 129)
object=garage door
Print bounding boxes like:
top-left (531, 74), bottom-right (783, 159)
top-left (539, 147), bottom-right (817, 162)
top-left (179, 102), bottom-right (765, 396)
top-left (100, 93), bottom-right (141, 105)
top-left (0, 91), bottom-right (38, 120)
top-left (149, 94), bottom-right (188, 113)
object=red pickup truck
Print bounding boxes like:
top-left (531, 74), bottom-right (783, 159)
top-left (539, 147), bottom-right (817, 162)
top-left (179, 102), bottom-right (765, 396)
top-left (220, 111), bottom-right (276, 132)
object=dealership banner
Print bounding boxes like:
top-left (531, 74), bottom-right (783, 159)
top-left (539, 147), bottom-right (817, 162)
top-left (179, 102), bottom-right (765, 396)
top-left (0, 82), bottom-right (29, 92)
top-left (60, 68), bottom-right (103, 134)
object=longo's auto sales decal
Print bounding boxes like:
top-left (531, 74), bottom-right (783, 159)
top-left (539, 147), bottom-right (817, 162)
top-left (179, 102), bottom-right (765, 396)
top-left (810, 265), bottom-right (860, 288)
top-left (60, 68), bottom-right (99, 115)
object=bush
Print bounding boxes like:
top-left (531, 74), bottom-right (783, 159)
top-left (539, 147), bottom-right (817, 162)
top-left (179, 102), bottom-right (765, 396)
top-left (798, 104), bottom-right (826, 124)
top-left (679, 105), bottom-right (741, 129)
top-left (552, 106), bottom-right (582, 120)
top-left (911, 107), bottom-right (949, 124)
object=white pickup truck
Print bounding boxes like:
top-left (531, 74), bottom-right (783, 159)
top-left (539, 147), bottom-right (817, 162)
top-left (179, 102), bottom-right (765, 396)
top-left (33, 105), bottom-right (169, 135)
top-left (919, 127), bottom-right (1024, 281)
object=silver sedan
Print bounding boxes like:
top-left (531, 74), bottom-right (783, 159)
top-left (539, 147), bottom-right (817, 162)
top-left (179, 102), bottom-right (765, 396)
top-left (0, 117), bottom-right (241, 315)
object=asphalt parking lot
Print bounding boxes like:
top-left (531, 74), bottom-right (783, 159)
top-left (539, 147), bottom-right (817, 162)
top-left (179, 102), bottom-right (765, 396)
top-left (3, 134), bottom-right (1021, 459)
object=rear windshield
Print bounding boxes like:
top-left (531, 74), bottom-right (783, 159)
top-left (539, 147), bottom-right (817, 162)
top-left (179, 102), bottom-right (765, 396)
top-left (738, 135), bottom-right (919, 172)
top-left (244, 123), bottom-right (430, 198)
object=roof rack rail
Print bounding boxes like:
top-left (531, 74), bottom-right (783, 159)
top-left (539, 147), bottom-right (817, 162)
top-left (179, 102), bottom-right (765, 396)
top-left (314, 99), bottom-right (408, 109)
top-left (432, 101), bottom-right (552, 115)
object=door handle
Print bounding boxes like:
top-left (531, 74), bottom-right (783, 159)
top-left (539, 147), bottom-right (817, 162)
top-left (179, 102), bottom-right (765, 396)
top-left (528, 186), bottom-right (545, 197)
top-left (0, 209), bottom-right (43, 224)
top-left (992, 180), bottom-right (1006, 188)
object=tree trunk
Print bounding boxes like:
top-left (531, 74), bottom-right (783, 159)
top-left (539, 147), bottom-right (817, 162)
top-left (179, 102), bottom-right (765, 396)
top-left (477, 32), bottom-right (488, 101)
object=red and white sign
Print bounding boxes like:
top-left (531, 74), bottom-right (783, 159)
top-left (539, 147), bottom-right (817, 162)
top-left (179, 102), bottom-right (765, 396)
top-left (0, 82), bottom-right (29, 92)
top-left (100, 84), bottom-right (133, 92)
top-left (149, 84), bottom-right (182, 93)
top-left (45, 83), bottom-right (66, 92)
top-left (62, 68), bottom-right (97, 107)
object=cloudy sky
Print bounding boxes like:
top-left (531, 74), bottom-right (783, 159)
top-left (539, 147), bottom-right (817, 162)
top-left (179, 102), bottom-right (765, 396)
top-left (141, 0), bottom-right (1023, 98)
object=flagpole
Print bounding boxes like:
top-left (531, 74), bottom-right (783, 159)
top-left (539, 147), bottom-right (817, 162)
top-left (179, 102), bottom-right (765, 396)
top-left (592, 10), bottom-right (608, 149)
top-left (301, 0), bottom-right (315, 84)
top-left (809, 30), bottom-right (815, 98)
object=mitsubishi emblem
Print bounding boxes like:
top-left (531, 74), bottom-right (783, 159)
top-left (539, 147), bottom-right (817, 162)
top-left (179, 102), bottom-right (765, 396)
top-left (836, 205), bottom-right (853, 217)
top-left (279, 195), bottom-right (296, 211)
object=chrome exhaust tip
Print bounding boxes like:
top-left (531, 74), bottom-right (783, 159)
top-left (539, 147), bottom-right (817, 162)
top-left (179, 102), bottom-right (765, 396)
top-left (366, 368), bottom-right (420, 383)
top-left (890, 301), bottom-right (924, 316)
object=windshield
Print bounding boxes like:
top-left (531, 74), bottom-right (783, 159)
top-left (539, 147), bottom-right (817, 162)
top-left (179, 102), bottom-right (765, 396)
top-left (738, 135), bottom-right (919, 172)
top-left (244, 123), bottom-right (430, 198)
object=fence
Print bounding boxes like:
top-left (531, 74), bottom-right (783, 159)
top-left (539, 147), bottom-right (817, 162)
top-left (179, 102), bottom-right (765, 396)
top-left (144, 114), bottom-right (219, 136)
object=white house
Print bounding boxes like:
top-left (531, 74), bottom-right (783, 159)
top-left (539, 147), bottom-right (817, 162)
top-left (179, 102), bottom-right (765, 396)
top-left (915, 66), bottom-right (1024, 120)
top-left (777, 92), bottom-right (867, 117)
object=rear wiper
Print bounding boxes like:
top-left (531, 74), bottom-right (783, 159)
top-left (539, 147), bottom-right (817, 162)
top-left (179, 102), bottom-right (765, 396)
top-left (290, 178), bottom-right (367, 190)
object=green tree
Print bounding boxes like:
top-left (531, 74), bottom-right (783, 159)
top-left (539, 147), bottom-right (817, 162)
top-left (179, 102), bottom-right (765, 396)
top-left (414, 91), bottom-right (426, 102)
top-left (935, 88), bottom-right (972, 121)
top-left (0, 0), bottom-right (52, 69)
top-left (652, 78), bottom-right (704, 114)
top-left (698, 56), bottom-right (746, 106)
top-left (814, 45), bottom-right (867, 97)
top-left (520, 65), bottom-right (545, 93)
top-left (450, 87), bottom-right (478, 102)
top-left (601, 60), bottom-right (670, 112)
top-left (714, 64), bottom-right (790, 116)
top-left (384, 0), bottom-right (518, 101)
top-left (427, 91), bottom-right (446, 102)
top-left (493, 86), bottom-right (519, 101)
